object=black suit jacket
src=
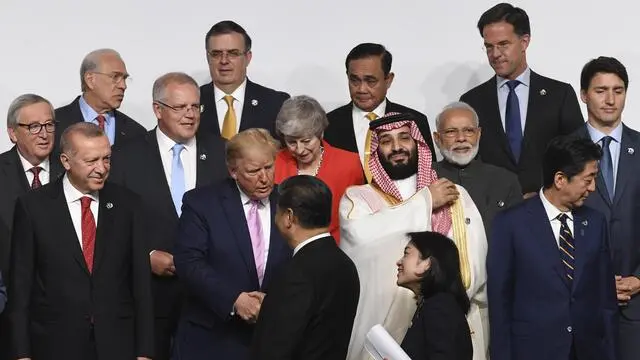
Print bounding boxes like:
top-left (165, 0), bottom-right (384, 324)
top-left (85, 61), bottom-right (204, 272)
top-left (109, 129), bottom-right (228, 317)
top-left (460, 71), bottom-right (584, 193)
top-left (0, 147), bottom-right (64, 276)
top-left (7, 180), bottom-right (154, 360)
top-left (324, 100), bottom-right (436, 160)
top-left (250, 235), bottom-right (360, 360)
top-left (198, 79), bottom-right (290, 138)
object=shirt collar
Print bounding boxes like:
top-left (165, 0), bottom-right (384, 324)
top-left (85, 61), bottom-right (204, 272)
top-left (62, 173), bottom-right (98, 204)
top-left (236, 183), bottom-right (269, 207)
top-left (155, 127), bottom-right (197, 154)
top-left (293, 232), bottom-right (330, 256)
top-left (16, 149), bottom-right (50, 174)
top-left (79, 95), bottom-right (113, 124)
top-left (352, 98), bottom-right (387, 120)
top-left (539, 188), bottom-right (572, 223)
top-left (497, 67), bottom-right (531, 90)
top-left (586, 121), bottom-right (623, 144)
top-left (214, 78), bottom-right (247, 104)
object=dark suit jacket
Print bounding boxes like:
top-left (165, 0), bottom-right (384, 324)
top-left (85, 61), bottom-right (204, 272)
top-left (571, 124), bottom-right (640, 320)
top-left (460, 71), bottom-right (584, 193)
top-left (109, 129), bottom-right (228, 317)
top-left (0, 147), bottom-right (64, 276)
top-left (54, 96), bottom-right (147, 149)
top-left (172, 179), bottom-right (291, 360)
top-left (0, 271), bottom-right (5, 315)
top-left (250, 235), bottom-right (360, 360)
top-left (324, 100), bottom-right (436, 162)
top-left (401, 292), bottom-right (473, 360)
top-left (7, 179), bottom-right (154, 360)
top-left (488, 196), bottom-right (618, 360)
top-left (198, 79), bottom-right (290, 138)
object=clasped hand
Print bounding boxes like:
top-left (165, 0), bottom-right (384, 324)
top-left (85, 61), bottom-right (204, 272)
top-left (616, 275), bottom-right (640, 305)
top-left (234, 291), bottom-right (265, 323)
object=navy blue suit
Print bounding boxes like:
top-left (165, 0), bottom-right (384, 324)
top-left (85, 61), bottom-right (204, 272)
top-left (488, 196), bottom-right (618, 360)
top-left (172, 179), bottom-right (291, 360)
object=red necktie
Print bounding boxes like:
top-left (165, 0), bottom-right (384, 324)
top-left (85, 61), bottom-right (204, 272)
top-left (30, 166), bottom-right (42, 189)
top-left (96, 114), bottom-right (106, 131)
top-left (80, 196), bottom-right (96, 273)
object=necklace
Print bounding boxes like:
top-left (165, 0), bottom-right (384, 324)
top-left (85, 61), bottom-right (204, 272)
top-left (297, 146), bottom-right (324, 176)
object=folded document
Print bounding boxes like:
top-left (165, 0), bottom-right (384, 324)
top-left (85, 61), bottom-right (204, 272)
top-left (364, 324), bottom-right (411, 360)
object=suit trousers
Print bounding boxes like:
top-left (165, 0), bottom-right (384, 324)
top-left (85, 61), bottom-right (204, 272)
top-left (619, 315), bottom-right (640, 360)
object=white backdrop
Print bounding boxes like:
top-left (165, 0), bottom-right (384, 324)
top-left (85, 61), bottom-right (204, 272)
top-left (1, 0), bottom-right (638, 153)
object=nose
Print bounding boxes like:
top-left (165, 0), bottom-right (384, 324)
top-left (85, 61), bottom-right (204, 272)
top-left (588, 180), bottom-right (597, 192)
top-left (396, 259), bottom-right (402, 267)
top-left (454, 129), bottom-right (466, 142)
top-left (604, 91), bottom-right (614, 105)
top-left (357, 81), bottom-right (368, 93)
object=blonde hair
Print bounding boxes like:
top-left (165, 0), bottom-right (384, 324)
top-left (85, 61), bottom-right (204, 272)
top-left (225, 128), bottom-right (278, 168)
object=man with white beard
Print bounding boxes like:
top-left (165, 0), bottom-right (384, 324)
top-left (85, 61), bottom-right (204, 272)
top-left (433, 101), bottom-right (522, 237)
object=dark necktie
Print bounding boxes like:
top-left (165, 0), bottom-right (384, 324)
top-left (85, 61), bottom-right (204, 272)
top-left (600, 136), bottom-right (615, 201)
top-left (30, 166), bottom-right (42, 189)
top-left (505, 80), bottom-right (522, 162)
top-left (557, 213), bottom-right (575, 281)
top-left (96, 114), bottom-right (106, 131)
top-left (81, 196), bottom-right (96, 273)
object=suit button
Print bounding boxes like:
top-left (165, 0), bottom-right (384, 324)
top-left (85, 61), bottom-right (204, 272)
top-left (567, 326), bottom-right (572, 333)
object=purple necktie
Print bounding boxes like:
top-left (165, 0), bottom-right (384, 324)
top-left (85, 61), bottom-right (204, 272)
top-left (247, 200), bottom-right (265, 286)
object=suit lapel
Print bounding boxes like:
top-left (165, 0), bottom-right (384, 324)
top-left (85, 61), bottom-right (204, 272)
top-left (147, 131), bottom-right (178, 217)
top-left (485, 77), bottom-right (514, 164)
top-left (195, 134), bottom-right (222, 187)
top-left (200, 83), bottom-right (221, 136)
top-left (262, 190), bottom-right (285, 289)
top-left (113, 112), bottom-right (127, 144)
top-left (240, 80), bottom-right (258, 131)
top-left (571, 210), bottom-right (589, 292)
top-left (92, 186), bottom-right (115, 274)
top-left (612, 125), bottom-right (638, 206)
top-left (521, 72), bottom-right (544, 163)
top-left (8, 147), bottom-right (31, 192)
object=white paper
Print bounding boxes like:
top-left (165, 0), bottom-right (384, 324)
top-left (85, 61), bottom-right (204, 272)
top-left (364, 324), bottom-right (412, 360)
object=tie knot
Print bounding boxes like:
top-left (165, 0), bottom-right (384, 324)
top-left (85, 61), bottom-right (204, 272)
top-left (507, 80), bottom-right (520, 91)
top-left (601, 136), bottom-right (614, 147)
top-left (80, 196), bottom-right (92, 209)
top-left (366, 112), bottom-right (378, 121)
top-left (96, 114), bottom-right (105, 124)
top-left (30, 166), bottom-right (42, 176)
top-left (224, 95), bottom-right (234, 106)
top-left (556, 213), bottom-right (570, 225)
top-left (249, 199), bottom-right (263, 209)
top-left (172, 143), bottom-right (184, 157)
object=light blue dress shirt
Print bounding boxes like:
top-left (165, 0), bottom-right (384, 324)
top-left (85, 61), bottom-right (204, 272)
top-left (587, 122), bottom-right (622, 188)
top-left (497, 67), bottom-right (531, 134)
top-left (78, 95), bottom-right (116, 145)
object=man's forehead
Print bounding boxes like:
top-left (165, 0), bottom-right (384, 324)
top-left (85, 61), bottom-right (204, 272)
top-left (440, 108), bottom-right (475, 128)
top-left (376, 125), bottom-right (411, 136)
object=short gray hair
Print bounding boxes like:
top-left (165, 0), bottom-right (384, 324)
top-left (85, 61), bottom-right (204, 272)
top-left (80, 48), bottom-right (123, 92)
top-left (152, 72), bottom-right (200, 102)
top-left (60, 122), bottom-right (105, 155)
top-left (275, 95), bottom-right (329, 139)
top-left (7, 94), bottom-right (55, 129)
top-left (435, 101), bottom-right (480, 130)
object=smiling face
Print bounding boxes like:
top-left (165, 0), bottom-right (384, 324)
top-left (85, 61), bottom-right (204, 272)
top-left (482, 21), bottom-right (529, 80)
top-left (376, 125), bottom-right (418, 180)
top-left (60, 133), bottom-right (111, 193)
top-left (434, 108), bottom-right (481, 166)
top-left (8, 101), bottom-right (55, 166)
top-left (154, 82), bottom-right (201, 143)
top-left (581, 72), bottom-right (626, 130)
top-left (396, 242), bottom-right (430, 288)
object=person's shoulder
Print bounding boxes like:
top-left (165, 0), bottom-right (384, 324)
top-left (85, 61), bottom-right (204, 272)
top-left (530, 71), bottom-right (574, 90)
top-left (247, 79), bottom-right (289, 100)
top-left (326, 103), bottom-right (351, 118)
top-left (54, 96), bottom-right (80, 114)
top-left (477, 161), bottom-right (519, 181)
top-left (184, 178), bottom-right (231, 203)
top-left (460, 76), bottom-right (495, 99)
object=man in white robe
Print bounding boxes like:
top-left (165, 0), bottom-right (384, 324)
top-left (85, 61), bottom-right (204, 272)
top-left (339, 113), bottom-right (489, 360)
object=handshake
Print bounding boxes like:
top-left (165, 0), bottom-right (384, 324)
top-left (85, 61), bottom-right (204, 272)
top-left (234, 291), bottom-right (266, 324)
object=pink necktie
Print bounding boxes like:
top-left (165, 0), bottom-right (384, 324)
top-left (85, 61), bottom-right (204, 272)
top-left (247, 200), bottom-right (265, 286)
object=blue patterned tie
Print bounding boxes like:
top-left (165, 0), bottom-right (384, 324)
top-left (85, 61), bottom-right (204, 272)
top-left (600, 136), bottom-right (614, 201)
top-left (557, 213), bottom-right (575, 282)
top-left (171, 144), bottom-right (185, 216)
top-left (505, 80), bottom-right (522, 162)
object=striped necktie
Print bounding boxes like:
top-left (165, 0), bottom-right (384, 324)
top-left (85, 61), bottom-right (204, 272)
top-left (557, 213), bottom-right (575, 281)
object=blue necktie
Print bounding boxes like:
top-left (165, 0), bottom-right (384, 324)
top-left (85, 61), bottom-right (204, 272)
top-left (600, 136), bottom-right (615, 201)
top-left (171, 144), bottom-right (185, 216)
top-left (505, 80), bottom-right (522, 162)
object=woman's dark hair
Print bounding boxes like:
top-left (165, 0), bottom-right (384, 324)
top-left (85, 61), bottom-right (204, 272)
top-left (408, 231), bottom-right (470, 314)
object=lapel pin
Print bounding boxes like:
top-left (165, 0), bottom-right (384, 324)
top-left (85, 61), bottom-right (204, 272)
top-left (251, 99), bottom-right (258, 106)
top-left (539, 89), bottom-right (547, 96)
top-left (497, 200), bottom-right (505, 208)
top-left (199, 153), bottom-right (207, 161)
top-left (628, 147), bottom-right (634, 155)
top-left (106, 202), bottom-right (113, 209)
top-left (200, 105), bottom-right (205, 113)
top-left (465, 218), bottom-right (471, 225)
top-left (582, 220), bottom-right (588, 226)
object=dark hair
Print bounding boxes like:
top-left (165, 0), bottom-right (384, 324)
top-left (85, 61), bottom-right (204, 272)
top-left (542, 136), bottom-right (602, 189)
top-left (277, 175), bottom-right (332, 229)
top-left (345, 43), bottom-right (393, 76)
top-left (477, 3), bottom-right (530, 37)
top-left (408, 231), bottom-right (470, 314)
top-left (580, 56), bottom-right (629, 91)
top-left (205, 20), bottom-right (252, 52)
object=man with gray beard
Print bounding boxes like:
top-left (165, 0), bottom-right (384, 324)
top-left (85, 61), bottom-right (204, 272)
top-left (433, 101), bottom-right (522, 237)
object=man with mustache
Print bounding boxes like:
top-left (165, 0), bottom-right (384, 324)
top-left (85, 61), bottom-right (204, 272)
top-left (338, 112), bottom-right (488, 360)
top-left (460, 3), bottom-right (584, 197)
top-left (433, 101), bottom-right (522, 237)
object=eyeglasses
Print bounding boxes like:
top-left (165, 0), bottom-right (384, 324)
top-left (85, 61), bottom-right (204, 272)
top-left (92, 71), bottom-right (132, 85)
top-left (440, 127), bottom-right (479, 138)
top-left (17, 121), bottom-right (56, 135)
top-left (207, 49), bottom-right (246, 61)
top-left (155, 101), bottom-right (201, 114)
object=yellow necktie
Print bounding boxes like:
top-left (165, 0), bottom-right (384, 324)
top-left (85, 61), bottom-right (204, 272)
top-left (363, 112), bottom-right (378, 183)
top-left (221, 95), bottom-right (237, 140)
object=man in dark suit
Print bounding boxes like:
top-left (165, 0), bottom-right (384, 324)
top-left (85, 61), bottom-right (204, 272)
top-left (488, 136), bottom-right (618, 360)
top-left (198, 21), bottom-right (290, 140)
top-left (250, 175), bottom-right (360, 360)
top-left (54, 48), bottom-right (146, 151)
top-left (325, 43), bottom-right (435, 182)
top-left (172, 128), bottom-right (291, 360)
top-left (6, 122), bottom-right (154, 360)
top-left (570, 56), bottom-right (640, 360)
top-left (109, 72), bottom-right (228, 360)
top-left (460, 3), bottom-right (584, 196)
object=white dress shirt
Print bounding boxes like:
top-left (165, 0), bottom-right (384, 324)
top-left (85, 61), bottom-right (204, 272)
top-left (293, 232), bottom-right (330, 257)
top-left (586, 121), bottom-right (622, 189)
top-left (156, 127), bottom-right (197, 192)
top-left (214, 79), bottom-right (247, 133)
top-left (17, 150), bottom-right (50, 186)
top-left (497, 67), bottom-right (531, 134)
top-left (238, 184), bottom-right (271, 267)
top-left (351, 100), bottom-right (387, 167)
top-left (393, 174), bottom-right (418, 201)
top-left (539, 189), bottom-right (574, 247)
top-left (63, 173), bottom-right (99, 248)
